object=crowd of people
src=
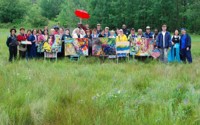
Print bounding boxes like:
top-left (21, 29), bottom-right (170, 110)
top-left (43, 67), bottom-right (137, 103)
top-left (6, 23), bottom-right (192, 63)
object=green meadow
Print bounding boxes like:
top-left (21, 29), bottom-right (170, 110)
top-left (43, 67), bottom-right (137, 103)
top-left (0, 29), bottom-right (200, 125)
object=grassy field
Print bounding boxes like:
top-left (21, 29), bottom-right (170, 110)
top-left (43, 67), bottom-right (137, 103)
top-left (0, 28), bottom-right (200, 125)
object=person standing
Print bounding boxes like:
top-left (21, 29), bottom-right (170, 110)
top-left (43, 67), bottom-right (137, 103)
top-left (156, 24), bottom-right (171, 63)
top-left (116, 29), bottom-right (128, 42)
top-left (128, 28), bottom-right (137, 41)
top-left (109, 30), bottom-right (116, 38)
top-left (91, 28), bottom-right (99, 38)
top-left (168, 30), bottom-right (181, 62)
top-left (30, 29), bottom-right (37, 58)
top-left (17, 28), bottom-right (27, 59)
top-left (144, 26), bottom-right (153, 38)
top-left (84, 30), bottom-right (92, 39)
top-left (98, 30), bottom-right (105, 38)
top-left (137, 29), bottom-right (144, 38)
top-left (72, 23), bottom-right (86, 37)
top-left (6, 28), bottom-right (18, 62)
top-left (73, 29), bottom-right (84, 38)
top-left (104, 27), bottom-right (110, 37)
top-left (62, 29), bottom-right (72, 40)
top-left (26, 30), bottom-right (34, 59)
top-left (122, 24), bottom-right (130, 37)
top-left (43, 26), bottom-right (48, 34)
top-left (153, 28), bottom-right (159, 40)
top-left (180, 28), bottom-right (192, 63)
top-left (97, 24), bottom-right (102, 35)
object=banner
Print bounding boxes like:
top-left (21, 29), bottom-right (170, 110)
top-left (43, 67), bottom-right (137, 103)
top-left (65, 38), bottom-right (76, 56)
top-left (65, 38), bottom-right (88, 56)
top-left (134, 38), bottom-right (154, 56)
top-left (92, 38), bottom-right (116, 57)
top-left (102, 38), bottom-right (116, 58)
top-left (74, 38), bottom-right (88, 56)
top-left (92, 38), bottom-right (103, 56)
top-left (52, 35), bottom-right (62, 52)
top-left (116, 42), bottom-right (130, 54)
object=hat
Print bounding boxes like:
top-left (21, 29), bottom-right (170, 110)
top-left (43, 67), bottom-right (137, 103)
top-left (119, 29), bottom-right (123, 32)
top-left (181, 28), bottom-right (186, 31)
top-left (146, 26), bottom-right (150, 29)
top-left (20, 27), bottom-right (25, 31)
top-left (105, 27), bottom-right (109, 29)
top-left (97, 24), bottom-right (101, 26)
top-left (110, 30), bottom-right (115, 33)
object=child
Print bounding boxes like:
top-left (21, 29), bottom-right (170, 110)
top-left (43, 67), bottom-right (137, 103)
top-left (6, 28), bottom-right (18, 62)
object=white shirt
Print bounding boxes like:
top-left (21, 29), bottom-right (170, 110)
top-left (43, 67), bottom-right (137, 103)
top-left (162, 31), bottom-right (166, 48)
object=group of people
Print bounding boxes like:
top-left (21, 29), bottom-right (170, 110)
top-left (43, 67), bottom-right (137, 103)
top-left (6, 23), bottom-right (192, 63)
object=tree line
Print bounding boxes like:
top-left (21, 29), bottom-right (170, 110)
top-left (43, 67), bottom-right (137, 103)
top-left (0, 0), bottom-right (200, 33)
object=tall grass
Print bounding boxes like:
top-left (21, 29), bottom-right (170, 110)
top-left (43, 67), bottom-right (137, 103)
top-left (0, 29), bottom-right (200, 125)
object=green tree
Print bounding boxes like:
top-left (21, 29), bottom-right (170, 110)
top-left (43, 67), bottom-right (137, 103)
top-left (0, 0), bottom-right (28, 23)
top-left (27, 4), bottom-right (48, 27)
top-left (40, 0), bottom-right (65, 19)
top-left (57, 0), bottom-right (89, 28)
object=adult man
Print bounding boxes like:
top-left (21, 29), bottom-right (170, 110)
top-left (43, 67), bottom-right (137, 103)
top-left (122, 24), bottom-right (130, 37)
top-left (128, 28), bottom-right (137, 41)
top-left (156, 24), bottom-right (171, 63)
top-left (180, 28), bottom-right (192, 63)
top-left (144, 26), bottom-right (153, 38)
top-left (97, 24), bottom-right (102, 34)
top-left (137, 29), bottom-right (144, 38)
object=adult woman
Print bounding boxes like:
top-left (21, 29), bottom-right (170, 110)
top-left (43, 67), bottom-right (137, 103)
top-left (73, 29), bottom-right (84, 38)
top-left (62, 29), bottom-right (72, 41)
top-left (48, 29), bottom-right (55, 46)
top-left (109, 30), bottom-right (116, 38)
top-left (6, 28), bottom-right (18, 62)
top-left (91, 28), bottom-right (99, 38)
top-left (17, 28), bottom-right (27, 59)
top-left (26, 29), bottom-right (34, 59)
top-left (37, 29), bottom-right (45, 56)
top-left (98, 30), bottom-right (105, 38)
top-left (43, 30), bottom-right (49, 42)
top-left (116, 29), bottom-right (128, 42)
top-left (30, 29), bottom-right (37, 58)
top-left (84, 30), bottom-right (92, 39)
top-left (61, 29), bottom-right (72, 57)
top-left (168, 30), bottom-right (181, 62)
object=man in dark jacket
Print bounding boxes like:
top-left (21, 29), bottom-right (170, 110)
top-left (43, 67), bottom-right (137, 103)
top-left (122, 24), bottom-right (130, 37)
top-left (156, 24), bottom-right (171, 63)
top-left (6, 28), bottom-right (18, 62)
top-left (180, 28), bottom-right (192, 63)
top-left (144, 26), bottom-right (153, 38)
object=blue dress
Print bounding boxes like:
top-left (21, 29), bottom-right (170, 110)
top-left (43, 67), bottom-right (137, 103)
top-left (168, 36), bottom-right (181, 62)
